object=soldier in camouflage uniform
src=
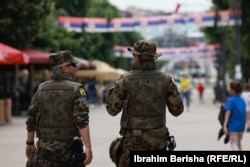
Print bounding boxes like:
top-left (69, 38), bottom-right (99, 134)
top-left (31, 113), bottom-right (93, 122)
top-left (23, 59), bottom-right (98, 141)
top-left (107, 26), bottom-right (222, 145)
top-left (25, 50), bottom-right (92, 167)
top-left (106, 40), bottom-right (184, 167)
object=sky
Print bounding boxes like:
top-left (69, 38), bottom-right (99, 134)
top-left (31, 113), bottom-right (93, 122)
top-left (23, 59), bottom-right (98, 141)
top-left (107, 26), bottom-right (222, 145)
top-left (109, 0), bottom-right (213, 13)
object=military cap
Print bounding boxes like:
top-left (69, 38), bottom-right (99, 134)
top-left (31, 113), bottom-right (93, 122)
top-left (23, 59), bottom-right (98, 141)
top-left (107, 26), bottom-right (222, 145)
top-left (127, 40), bottom-right (162, 57)
top-left (49, 50), bottom-right (78, 67)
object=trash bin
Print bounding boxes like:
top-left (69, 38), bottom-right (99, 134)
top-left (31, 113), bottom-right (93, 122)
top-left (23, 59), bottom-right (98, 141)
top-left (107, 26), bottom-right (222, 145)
top-left (0, 99), bottom-right (5, 125)
top-left (4, 98), bottom-right (12, 124)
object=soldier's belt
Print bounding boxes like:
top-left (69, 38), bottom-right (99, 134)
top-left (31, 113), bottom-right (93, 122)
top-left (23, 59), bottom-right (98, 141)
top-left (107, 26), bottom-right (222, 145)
top-left (39, 137), bottom-right (73, 142)
top-left (125, 127), bottom-right (168, 138)
top-left (125, 129), bottom-right (143, 137)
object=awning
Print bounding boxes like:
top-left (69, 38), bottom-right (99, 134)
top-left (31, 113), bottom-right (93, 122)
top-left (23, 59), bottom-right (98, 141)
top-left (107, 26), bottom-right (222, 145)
top-left (22, 49), bottom-right (50, 64)
top-left (75, 57), bottom-right (94, 69)
top-left (23, 49), bottom-right (93, 69)
top-left (76, 60), bottom-right (127, 80)
top-left (0, 43), bottom-right (29, 65)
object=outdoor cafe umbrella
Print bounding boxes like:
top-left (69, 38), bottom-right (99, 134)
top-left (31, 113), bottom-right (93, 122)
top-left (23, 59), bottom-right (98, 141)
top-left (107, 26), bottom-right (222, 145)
top-left (22, 49), bottom-right (92, 69)
top-left (76, 60), bottom-right (127, 81)
top-left (0, 43), bottom-right (29, 64)
top-left (0, 43), bottom-right (29, 115)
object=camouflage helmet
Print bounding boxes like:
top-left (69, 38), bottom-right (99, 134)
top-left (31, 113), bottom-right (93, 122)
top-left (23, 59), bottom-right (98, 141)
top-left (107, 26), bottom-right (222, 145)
top-left (127, 40), bottom-right (162, 58)
top-left (49, 50), bottom-right (78, 67)
top-left (109, 137), bottom-right (123, 166)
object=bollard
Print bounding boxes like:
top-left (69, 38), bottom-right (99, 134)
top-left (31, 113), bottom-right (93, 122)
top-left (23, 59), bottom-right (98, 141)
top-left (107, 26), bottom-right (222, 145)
top-left (4, 98), bottom-right (12, 124)
top-left (0, 99), bottom-right (5, 125)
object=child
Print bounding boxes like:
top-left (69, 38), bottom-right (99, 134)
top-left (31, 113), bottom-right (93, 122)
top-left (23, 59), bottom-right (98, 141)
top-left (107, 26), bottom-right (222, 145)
top-left (196, 82), bottom-right (205, 103)
top-left (223, 81), bottom-right (246, 150)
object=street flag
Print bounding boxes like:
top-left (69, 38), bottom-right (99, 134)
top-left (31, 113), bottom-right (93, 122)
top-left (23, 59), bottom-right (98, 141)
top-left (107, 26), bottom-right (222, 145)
top-left (175, 3), bottom-right (181, 14)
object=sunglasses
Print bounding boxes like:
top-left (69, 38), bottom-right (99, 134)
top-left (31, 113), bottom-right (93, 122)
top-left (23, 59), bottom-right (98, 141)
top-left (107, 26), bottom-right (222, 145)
top-left (65, 63), bottom-right (77, 67)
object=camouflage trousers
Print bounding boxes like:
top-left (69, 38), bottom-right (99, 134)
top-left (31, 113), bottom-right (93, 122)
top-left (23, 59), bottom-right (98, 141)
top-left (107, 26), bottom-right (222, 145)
top-left (119, 128), bottom-right (167, 167)
top-left (26, 149), bottom-right (71, 167)
top-left (26, 140), bottom-right (71, 167)
top-left (26, 152), bottom-right (69, 167)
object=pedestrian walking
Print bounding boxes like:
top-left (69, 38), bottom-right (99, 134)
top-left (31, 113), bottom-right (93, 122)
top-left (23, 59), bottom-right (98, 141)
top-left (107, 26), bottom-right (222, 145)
top-left (241, 83), bottom-right (250, 132)
top-left (180, 74), bottom-right (191, 111)
top-left (106, 40), bottom-right (184, 167)
top-left (25, 50), bottom-right (93, 166)
top-left (223, 80), bottom-right (246, 151)
top-left (196, 82), bottom-right (205, 103)
top-left (96, 81), bottom-right (105, 105)
top-left (86, 78), bottom-right (98, 106)
top-left (213, 81), bottom-right (228, 104)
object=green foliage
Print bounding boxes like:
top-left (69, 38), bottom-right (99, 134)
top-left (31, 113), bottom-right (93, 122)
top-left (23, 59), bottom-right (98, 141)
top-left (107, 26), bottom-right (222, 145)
top-left (36, 0), bottom-right (142, 69)
top-left (204, 0), bottom-right (246, 80)
top-left (54, 0), bottom-right (89, 17)
top-left (0, 0), bottom-right (54, 49)
top-left (241, 0), bottom-right (250, 81)
top-left (111, 32), bottom-right (142, 70)
top-left (205, 0), bottom-right (250, 81)
top-left (212, 0), bottom-right (230, 10)
top-left (0, 0), bottom-right (142, 70)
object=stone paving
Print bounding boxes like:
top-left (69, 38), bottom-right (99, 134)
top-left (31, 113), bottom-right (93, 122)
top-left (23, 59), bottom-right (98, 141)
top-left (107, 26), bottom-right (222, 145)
top-left (0, 87), bottom-right (249, 167)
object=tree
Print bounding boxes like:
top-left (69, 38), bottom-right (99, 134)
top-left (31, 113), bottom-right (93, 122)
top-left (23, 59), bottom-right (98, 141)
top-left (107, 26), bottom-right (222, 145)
top-left (0, 0), bottom-right (143, 69)
top-left (32, 11), bottom-right (87, 55)
top-left (0, 0), bottom-right (54, 49)
top-left (241, 0), bottom-right (250, 82)
top-left (51, 0), bottom-right (142, 69)
top-left (203, 0), bottom-right (238, 80)
top-left (54, 0), bottom-right (89, 17)
top-left (205, 0), bottom-right (250, 81)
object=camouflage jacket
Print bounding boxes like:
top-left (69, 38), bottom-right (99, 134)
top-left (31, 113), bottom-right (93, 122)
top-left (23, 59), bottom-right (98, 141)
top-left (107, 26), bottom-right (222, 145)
top-left (26, 72), bottom-right (89, 141)
top-left (106, 61), bottom-right (183, 131)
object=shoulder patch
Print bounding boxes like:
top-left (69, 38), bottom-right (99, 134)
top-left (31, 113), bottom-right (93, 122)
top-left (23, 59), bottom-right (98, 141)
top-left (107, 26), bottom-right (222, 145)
top-left (81, 97), bottom-right (88, 107)
top-left (79, 88), bottom-right (86, 96)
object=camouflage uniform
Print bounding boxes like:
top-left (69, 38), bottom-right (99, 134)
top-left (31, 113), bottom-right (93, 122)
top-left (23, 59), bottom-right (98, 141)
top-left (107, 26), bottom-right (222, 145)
top-left (106, 40), bottom-right (184, 167)
top-left (26, 51), bottom-right (89, 167)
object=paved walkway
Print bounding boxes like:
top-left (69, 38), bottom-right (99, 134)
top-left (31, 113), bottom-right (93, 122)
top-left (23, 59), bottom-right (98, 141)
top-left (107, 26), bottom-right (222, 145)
top-left (0, 87), bottom-right (250, 166)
